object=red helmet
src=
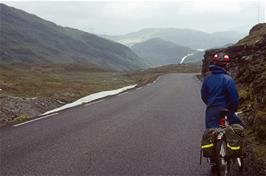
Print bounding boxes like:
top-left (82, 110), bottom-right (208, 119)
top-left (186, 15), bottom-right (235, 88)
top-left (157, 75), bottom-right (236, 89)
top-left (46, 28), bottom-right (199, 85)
top-left (212, 52), bottom-right (230, 62)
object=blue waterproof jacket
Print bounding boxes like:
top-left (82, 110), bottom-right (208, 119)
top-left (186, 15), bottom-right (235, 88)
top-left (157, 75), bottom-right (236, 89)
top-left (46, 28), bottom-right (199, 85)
top-left (201, 65), bottom-right (242, 128)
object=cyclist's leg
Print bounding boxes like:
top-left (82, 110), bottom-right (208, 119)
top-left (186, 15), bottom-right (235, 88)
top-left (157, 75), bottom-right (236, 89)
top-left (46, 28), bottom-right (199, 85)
top-left (205, 107), bottom-right (220, 128)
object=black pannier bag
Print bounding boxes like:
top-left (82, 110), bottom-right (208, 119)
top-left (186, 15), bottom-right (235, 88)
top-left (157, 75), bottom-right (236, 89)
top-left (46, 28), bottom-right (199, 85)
top-left (201, 128), bottom-right (218, 157)
top-left (225, 124), bottom-right (244, 158)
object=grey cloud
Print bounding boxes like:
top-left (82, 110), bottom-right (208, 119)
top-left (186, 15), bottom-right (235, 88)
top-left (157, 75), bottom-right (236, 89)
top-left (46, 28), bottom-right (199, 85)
top-left (3, 1), bottom-right (265, 35)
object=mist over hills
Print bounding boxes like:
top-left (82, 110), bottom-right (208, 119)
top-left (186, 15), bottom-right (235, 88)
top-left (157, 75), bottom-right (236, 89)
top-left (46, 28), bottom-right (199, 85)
top-left (0, 3), bottom-right (147, 71)
top-left (102, 28), bottom-right (245, 50)
top-left (131, 38), bottom-right (195, 66)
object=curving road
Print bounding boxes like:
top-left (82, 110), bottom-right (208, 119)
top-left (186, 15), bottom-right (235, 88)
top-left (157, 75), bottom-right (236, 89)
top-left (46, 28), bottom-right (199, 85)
top-left (1, 73), bottom-right (218, 175)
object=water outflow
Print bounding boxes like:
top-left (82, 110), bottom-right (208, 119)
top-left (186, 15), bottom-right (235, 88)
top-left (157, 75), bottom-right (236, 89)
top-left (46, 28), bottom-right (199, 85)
top-left (180, 53), bottom-right (194, 64)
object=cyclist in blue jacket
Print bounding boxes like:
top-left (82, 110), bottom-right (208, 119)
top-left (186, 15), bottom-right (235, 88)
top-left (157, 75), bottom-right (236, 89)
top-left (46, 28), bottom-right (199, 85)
top-left (201, 52), bottom-right (242, 128)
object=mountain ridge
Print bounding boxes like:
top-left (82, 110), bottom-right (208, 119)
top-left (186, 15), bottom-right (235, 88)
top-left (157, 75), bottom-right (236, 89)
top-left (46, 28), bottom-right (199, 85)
top-left (0, 3), bottom-right (147, 71)
top-left (131, 38), bottom-right (195, 66)
top-left (102, 28), bottom-right (245, 49)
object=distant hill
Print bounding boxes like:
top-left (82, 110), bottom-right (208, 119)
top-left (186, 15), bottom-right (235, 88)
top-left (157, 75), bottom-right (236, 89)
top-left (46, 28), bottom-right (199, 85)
top-left (131, 38), bottom-right (194, 66)
top-left (102, 28), bottom-right (245, 50)
top-left (0, 3), bottom-right (147, 71)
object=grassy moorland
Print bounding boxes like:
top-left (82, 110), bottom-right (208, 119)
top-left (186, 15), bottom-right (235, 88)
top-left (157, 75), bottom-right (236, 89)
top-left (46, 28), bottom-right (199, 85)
top-left (0, 63), bottom-right (201, 100)
top-left (0, 64), bottom-right (136, 102)
top-left (0, 63), bottom-right (201, 125)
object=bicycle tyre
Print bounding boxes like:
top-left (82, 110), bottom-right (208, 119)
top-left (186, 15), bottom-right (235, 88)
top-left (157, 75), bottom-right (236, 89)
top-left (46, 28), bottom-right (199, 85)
top-left (215, 140), bottom-right (230, 176)
top-left (237, 157), bottom-right (244, 172)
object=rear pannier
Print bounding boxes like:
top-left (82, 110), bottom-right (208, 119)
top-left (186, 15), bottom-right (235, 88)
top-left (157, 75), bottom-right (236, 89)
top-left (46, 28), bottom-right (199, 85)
top-left (201, 128), bottom-right (218, 157)
top-left (225, 124), bottom-right (244, 158)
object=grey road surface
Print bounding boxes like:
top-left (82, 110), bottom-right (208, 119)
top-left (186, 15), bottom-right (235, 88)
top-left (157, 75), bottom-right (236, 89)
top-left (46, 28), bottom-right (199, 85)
top-left (1, 73), bottom-right (215, 175)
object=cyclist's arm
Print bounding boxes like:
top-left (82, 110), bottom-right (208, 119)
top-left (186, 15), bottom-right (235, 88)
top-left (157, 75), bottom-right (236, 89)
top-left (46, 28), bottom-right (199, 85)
top-left (201, 79), bottom-right (208, 104)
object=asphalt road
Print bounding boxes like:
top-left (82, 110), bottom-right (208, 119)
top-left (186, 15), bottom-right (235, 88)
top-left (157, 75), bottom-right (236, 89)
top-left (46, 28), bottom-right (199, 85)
top-left (1, 73), bottom-right (217, 176)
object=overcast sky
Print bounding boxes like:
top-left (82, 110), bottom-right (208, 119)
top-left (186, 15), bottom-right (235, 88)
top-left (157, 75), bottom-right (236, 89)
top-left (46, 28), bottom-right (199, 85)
top-left (3, 1), bottom-right (266, 35)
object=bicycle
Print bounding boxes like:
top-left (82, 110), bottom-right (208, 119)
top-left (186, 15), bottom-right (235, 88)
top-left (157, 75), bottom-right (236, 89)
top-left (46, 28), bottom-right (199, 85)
top-left (213, 109), bottom-right (245, 176)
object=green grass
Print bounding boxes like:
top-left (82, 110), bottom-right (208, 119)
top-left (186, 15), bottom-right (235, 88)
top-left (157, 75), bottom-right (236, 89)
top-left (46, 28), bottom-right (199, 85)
top-left (253, 144), bottom-right (266, 159)
top-left (11, 114), bottom-right (29, 123)
top-left (239, 87), bottom-right (249, 100)
top-left (245, 129), bottom-right (266, 160)
top-left (0, 64), bottom-right (136, 102)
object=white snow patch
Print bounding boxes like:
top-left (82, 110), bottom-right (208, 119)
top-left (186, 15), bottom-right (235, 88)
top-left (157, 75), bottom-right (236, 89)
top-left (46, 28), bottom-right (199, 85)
top-left (153, 76), bottom-right (160, 83)
top-left (84, 99), bottom-right (105, 107)
top-left (196, 49), bottom-right (205, 52)
top-left (0, 88), bottom-right (2, 91)
top-left (180, 53), bottom-right (194, 64)
top-left (41, 84), bottom-right (137, 115)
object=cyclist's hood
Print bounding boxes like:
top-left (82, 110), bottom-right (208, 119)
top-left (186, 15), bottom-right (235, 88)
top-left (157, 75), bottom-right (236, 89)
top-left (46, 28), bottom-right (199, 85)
top-left (209, 64), bottom-right (227, 74)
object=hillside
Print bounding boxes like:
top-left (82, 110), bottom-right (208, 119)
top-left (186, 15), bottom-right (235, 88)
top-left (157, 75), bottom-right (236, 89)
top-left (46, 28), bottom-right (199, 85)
top-left (0, 3), bottom-right (146, 71)
top-left (103, 28), bottom-right (245, 49)
top-left (131, 38), bottom-right (194, 66)
top-left (202, 23), bottom-right (266, 159)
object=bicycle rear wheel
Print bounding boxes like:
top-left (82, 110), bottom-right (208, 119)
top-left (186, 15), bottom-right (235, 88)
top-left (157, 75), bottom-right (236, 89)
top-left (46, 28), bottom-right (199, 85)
top-left (215, 140), bottom-right (230, 176)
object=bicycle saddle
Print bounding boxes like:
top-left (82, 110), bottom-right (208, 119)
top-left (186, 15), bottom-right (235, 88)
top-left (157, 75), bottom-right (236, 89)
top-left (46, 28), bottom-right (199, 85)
top-left (220, 109), bottom-right (229, 117)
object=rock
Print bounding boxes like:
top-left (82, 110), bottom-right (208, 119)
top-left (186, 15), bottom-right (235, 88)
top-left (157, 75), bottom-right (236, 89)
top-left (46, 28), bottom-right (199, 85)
top-left (241, 56), bottom-right (251, 61)
top-left (0, 95), bottom-right (61, 124)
